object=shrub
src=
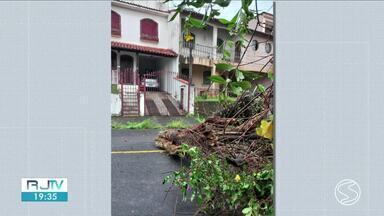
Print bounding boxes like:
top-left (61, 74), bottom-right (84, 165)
top-left (164, 144), bottom-right (274, 215)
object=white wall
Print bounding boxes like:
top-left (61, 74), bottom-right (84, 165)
top-left (240, 34), bottom-right (273, 72)
top-left (139, 93), bottom-right (144, 116)
top-left (168, 79), bottom-right (191, 113)
top-left (128, 0), bottom-right (169, 11)
top-left (191, 27), bottom-right (213, 47)
top-left (111, 94), bottom-right (121, 115)
top-left (111, 3), bottom-right (171, 49)
top-left (168, 12), bottom-right (181, 54)
top-left (181, 19), bottom-right (214, 47)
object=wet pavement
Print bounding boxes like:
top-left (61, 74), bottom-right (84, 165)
top-left (112, 126), bottom-right (197, 216)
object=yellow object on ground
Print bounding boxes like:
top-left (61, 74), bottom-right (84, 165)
top-left (256, 120), bottom-right (273, 140)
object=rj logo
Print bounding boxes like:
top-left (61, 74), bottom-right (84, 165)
top-left (26, 179), bottom-right (64, 190)
top-left (21, 178), bottom-right (68, 202)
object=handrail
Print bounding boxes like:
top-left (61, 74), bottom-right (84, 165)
top-left (179, 41), bottom-right (235, 62)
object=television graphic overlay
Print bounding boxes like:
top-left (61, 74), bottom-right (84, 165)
top-left (21, 178), bottom-right (68, 202)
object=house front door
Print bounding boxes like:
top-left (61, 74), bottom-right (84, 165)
top-left (119, 55), bottom-right (134, 84)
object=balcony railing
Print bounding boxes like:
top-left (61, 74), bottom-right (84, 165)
top-left (180, 41), bottom-right (215, 59)
top-left (180, 41), bottom-right (238, 63)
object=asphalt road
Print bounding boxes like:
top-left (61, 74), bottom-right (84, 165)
top-left (112, 129), bottom-right (197, 216)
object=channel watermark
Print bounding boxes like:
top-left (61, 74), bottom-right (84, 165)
top-left (334, 179), bottom-right (361, 206)
top-left (21, 178), bottom-right (68, 202)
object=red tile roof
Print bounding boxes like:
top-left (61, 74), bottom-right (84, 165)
top-left (111, 41), bottom-right (177, 57)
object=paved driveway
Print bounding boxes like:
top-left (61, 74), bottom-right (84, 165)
top-left (112, 129), bottom-right (197, 216)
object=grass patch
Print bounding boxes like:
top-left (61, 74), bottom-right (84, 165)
top-left (112, 119), bottom-right (161, 129)
top-left (112, 118), bottom-right (193, 130)
top-left (195, 95), bottom-right (236, 103)
top-left (195, 114), bottom-right (206, 123)
top-left (186, 113), bottom-right (206, 124)
top-left (165, 120), bottom-right (190, 129)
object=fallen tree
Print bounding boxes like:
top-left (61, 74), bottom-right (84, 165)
top-left (159, 85), bottom-right (274, 215)
top-left (156, 85), bottom-right (274, 172)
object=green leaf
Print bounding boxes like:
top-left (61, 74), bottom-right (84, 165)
top-left (190, 1), bottom-right (205, 8)
top-left (226, 40), bottom-right (234, 48)
top-left (215, 63), bottom-right (234, 71)
top-left (230, 85), bottom-right (242, 96)
top-left (267, 72), bottom-right (274, 81)
top-left (218, 18), bottom-right (230, 25)
top-left (211, 8), bottom-right (220, 16)
top-left (169, 10), bottom-right (180, 22)
top-left (197, 194), bottom-right (203, 205)
top-left (257, 84), bottom-right (266, 93)
top-left (232, 81), bottom-right (251, 89)
top-left (226, 11), bottom-right (239, 31)
top-left (208, 75), bottom-right (226, 84)
top-left (235, 69), bottom-right (245, 81)
top-left (214, 0), bottom-right (231, 7)
top-left (242, 207), bottom-right (252, 214)
top-left (223, 49), bottom-right (231, 59)
top-left (188, 17), bottom-right (205, 28)
top-left (242, 70), bottom-right (262, 80)
top-left (241, 0), bottom-right (253, 15)
top-left (230, 11), bottom-right (239, 24)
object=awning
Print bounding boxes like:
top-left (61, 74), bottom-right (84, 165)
top-left (111, 41), bottom-right (178, 57)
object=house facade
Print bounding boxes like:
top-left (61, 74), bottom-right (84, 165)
top-left (111, 0), bottom-right (273, 116)
top-left (177, 11), bottom-right (274, 96)
top-left (111, 0), bottom-right (190, 116)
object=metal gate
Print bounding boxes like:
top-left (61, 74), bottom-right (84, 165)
top-left (141, 71), bottom-right (161, 92)
top-left (119, 68), bottom-right (140, 116)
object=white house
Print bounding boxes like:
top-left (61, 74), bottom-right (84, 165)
top-left (111, 0), bottom-right (274, 116)
top-left (111, 0), bottom-right (190, 116)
